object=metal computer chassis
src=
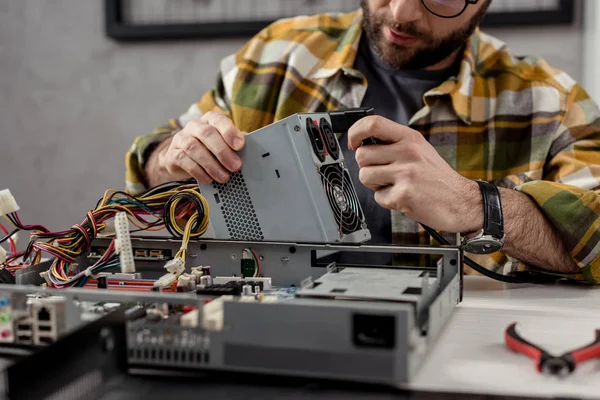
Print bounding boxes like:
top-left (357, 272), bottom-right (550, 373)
top-left (15, 239), bottom-right (462, 387)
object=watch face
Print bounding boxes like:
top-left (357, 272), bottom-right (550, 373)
top-left (463, 238), bottom-right (503, 254)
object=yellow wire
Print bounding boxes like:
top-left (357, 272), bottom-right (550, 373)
top-left (4, 184), bottom-right (211, 286)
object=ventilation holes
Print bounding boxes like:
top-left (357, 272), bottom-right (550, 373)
top-left (213, 171), bottom-right (264, 240)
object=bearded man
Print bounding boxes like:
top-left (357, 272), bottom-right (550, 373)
top-left (126, 0), bottom-right (600, 283)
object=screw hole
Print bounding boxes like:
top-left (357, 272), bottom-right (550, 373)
top-left (200, 244), bottom-right (207, 251)
top-left (450, 259), bottom-right (457, 266)
top-left (289, 247), bottom-right (296, 254)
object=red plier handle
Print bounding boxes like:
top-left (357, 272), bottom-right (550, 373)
top-left (505, 322), bottom-right (600, 375)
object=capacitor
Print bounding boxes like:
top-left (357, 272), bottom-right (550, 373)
top-left (242, 284), bottom-right (253, 296)
top-left (200, 275), bottom-right (212, 286)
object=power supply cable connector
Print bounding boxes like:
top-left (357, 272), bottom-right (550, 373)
top-left (328, 107), bottom-right (383, 145)
top-left (0, 189), bottom-right (20, 217)
top-left (329, 107), bottom-right (374, 133)
top-left (114, 212), bottom-right (135, 273)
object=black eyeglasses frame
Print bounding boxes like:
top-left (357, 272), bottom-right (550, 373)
top-left (421, 0), bottom-right (480, 19)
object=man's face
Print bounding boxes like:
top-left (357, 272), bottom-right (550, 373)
top-left (362, 0), bottom-right (491, 70)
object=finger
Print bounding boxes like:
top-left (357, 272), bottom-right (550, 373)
top-left (185, 123), bottom-right (242, 173)
top-left (374, 185), bottom-right (395, 210)
top-left (178, 139), bottom-right (231, 184)
top-left (200, 111), bottom-right (246, 151)
top-left (163, 160), bottom-right (193, 182)
top-left (358, 165), bottom-right (394, 191)
top-left (355, 145), bottom-right (394, 168)
top-left (348, 115), bottom-right (412, 150)
top-left (167, 150), bottom-right (212, 184)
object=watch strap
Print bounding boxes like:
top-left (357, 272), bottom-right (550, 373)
top-left (476, 180), bottom-right (504, 238)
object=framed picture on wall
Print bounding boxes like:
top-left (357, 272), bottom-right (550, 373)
top-left (104, 0), bottom-right (577, 42)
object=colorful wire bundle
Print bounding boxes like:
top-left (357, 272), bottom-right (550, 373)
top-left (0, 180), bottom-right (210, 288)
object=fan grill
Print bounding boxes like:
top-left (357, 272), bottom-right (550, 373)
top-left (319, 164), bottom-right (364, 235)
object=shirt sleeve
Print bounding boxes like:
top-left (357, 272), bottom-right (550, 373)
top-left (124, 73), bottom-right (232, 196)
top-left (514, 83), bottom-right (600, 283)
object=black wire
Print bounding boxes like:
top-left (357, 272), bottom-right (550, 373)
top-left (421, 224), bottom-right (541, 284)
top-left (0, 229), bottom-right (19, 245)
top-left (93, 179), bottom-right (191, 209)
top-left (142, 180), bottom-right (194, 197)
top-left (5, 213), bottom-right (49, 233)
top-left (163, 192), bottom-right (205, 238)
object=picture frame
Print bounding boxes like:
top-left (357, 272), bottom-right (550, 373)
top-left (104, 0), bottom-right (577, 42)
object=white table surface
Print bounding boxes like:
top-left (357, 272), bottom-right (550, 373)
top-left (411, 277), bottom-right (600, 399)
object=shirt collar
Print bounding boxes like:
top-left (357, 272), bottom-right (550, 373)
top-left (424, 28), bottom-right (508, 126)
top-left (311, 10), bottom-right (365, 80)
top-left (311, 11), bottom-right (508, 126)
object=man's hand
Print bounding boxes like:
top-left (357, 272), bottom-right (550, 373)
top-left (146, 112), bottom-right (246, 187)
top-left (348, 115), bottom-right (579, 274)
top-left (348, 115), bottom-right (483, 233)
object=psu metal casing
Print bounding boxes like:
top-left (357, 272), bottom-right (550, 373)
top-left (199, 112), bottom-right (371, 244)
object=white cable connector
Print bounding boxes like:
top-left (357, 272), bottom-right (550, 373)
top-left (165, 257), bottom-right (185, 276)
top-left (114, 212), bottom-right (135, 273)
top-left (190, 268), bottom-right (204, 283)
top-left (177, 274), bottom-right (195, 291)
top-left (0, 246), bottom-right (5, 264)
top-left (98, 219), bottom-right (115, 237)
top-left (0, 189), bottom-right (19, 217)
top-left (154, 273), bottom-right (177, 288)
top-left (39, 271), bottom-right (52, 286)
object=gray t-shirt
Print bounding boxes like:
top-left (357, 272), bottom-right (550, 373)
top-left (333, 34), bottom-right (460, 266)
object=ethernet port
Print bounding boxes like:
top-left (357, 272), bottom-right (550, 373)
top-left (37, 307), bottom-right (51, 321)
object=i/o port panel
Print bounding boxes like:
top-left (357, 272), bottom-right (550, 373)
top-left (0, 295), bottom-right (13, 343)
top-left (89, 246), bottom-right (172, 262)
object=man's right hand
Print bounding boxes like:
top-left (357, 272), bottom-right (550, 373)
top-left (147, 112), bottom-right (246, 187)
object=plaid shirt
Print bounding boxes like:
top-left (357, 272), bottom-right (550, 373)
top-left (126, 10), bottom-right (600, 283)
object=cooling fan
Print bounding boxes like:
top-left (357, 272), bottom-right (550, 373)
top-left (319, 164), bottom-right (364, 235)
top-left (199, 108), bottom-right (373, 244)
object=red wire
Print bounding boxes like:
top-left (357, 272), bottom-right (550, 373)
top-left (249, 248), bottom-right (261, 277)
top-left (0, 223), bottom-right (17, 254)
top-left (12, 212), bottom-right (49, 233)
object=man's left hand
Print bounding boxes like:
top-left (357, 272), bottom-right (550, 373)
top-left (348, 115), bottom-right (483, 233)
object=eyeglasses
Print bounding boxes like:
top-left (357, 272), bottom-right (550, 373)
top-left (421, 0), bottom-right (480, 18)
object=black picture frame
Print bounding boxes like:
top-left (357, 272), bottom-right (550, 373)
top-left (104, 0), bottom-right (576, 42)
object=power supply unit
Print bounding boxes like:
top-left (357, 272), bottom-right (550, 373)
top-left (199, 109), bottom-right (373, 244)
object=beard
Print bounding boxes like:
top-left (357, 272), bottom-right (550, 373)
top-left (361, 0), bottom-right (490, 70)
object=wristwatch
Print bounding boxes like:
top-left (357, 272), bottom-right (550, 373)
top-left (461, 180), bottom-right (505, 254)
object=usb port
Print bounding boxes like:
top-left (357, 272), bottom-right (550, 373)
top-left (135, 250), bottom-right (148, 258)
top-left (38, 337), bottom-right (53, 345)
top-left (149, 250), bottom-right (168, 260)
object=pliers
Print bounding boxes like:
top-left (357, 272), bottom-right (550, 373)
top-left (504, 322), bottom-right (600, 376)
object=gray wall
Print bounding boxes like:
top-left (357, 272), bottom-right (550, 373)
top-left (0, 1), bottom-right (585, 239)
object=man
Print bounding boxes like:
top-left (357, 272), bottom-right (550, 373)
top-left (125, 0), bottom-right (600, 283)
